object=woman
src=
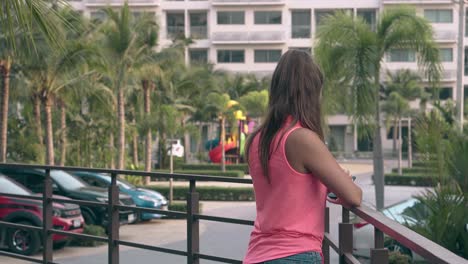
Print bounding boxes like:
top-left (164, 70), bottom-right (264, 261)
top-left (243, 50), bottom-right (362, 264)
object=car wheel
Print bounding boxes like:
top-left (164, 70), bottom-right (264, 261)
top-left (7, 221), bottom-right (41, 256)
top-left (82, 210), bottom-right (96, 226)
top-left (53, 240), bottom-right (69, 250)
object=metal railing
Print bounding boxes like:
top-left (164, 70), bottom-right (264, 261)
top-left (0, 163), bottom-right (466, 264)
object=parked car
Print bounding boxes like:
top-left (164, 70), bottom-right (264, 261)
top-left (352, 198), bottom-right (428, 261)
top-left (71, 171), bottom-right (168, 221)
top-left (0, 168), bottom-right (137, 230)
top-left (0, 174), bottom-right (84, 255)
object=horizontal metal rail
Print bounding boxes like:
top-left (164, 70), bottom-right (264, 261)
top-left (194, 214), bottom-right (254, 226)
top-left (117, 240), bottom-right (188, 256)
top-left (0, 163), bottom-right (253, 183)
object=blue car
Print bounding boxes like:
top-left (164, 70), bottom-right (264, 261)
top-left (71, 171), bottom-right (168, 221)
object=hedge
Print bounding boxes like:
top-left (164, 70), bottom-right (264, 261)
top-left (70, 225), bottom-right (106, 247)
top-left (391, 167), bottom-right (434, 174)
top-left (182, 164), bottom-right (249, 173)
top-left (151, 170), bottom-right (244, 180)
top-left (142, 186), bottom-right (254, 201)
top-left (163, 202), bottom-right (203, 219)
top-left (384, 173), bottom-right (435, 187)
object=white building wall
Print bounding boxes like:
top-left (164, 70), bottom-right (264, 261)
top-left (69, 0), bottom-right (465, 154)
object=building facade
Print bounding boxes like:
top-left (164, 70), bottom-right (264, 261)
top-left (68, 0), bottom-right (467, 156)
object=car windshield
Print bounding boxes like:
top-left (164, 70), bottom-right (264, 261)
top-left (50, 170), bottom-right (87, 190)
top-left (382, 199), bottom-right (420, 224)
top-left (117, 178), bottom-right (136, 190)
top-left (0, 176), bottom-right (32, 195)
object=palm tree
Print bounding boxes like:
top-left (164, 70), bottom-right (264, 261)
top-left (96, 4), bottom-right (158, 169)
top-left (315, 6), bottom-right (441, 209)
top-left (0, 0), bottom-right (66, 51)
top-left (382, 69), bottom-right (425, 174)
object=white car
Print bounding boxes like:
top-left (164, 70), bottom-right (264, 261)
top-left (167, 139), bottom-right (184, 158)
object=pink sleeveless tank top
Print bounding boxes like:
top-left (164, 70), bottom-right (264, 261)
top-left (243, 117), bottom-right (327, 264)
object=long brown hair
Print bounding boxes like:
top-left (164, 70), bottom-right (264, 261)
top-left (245, 50), bottom-right (325, 180)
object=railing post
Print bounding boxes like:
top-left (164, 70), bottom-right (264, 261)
top-left (371, 228), bottom-right (388, 264)
top-left (322, 207), bottom-right (330, 264)
top-left (187, 180), bottom-right (199, 264)
top-left (43, 169), bottom-right (53, 264)
top-left (108, 173), bottom-right (119, 264)
top-left (339, 207), bottom-right (353, 264)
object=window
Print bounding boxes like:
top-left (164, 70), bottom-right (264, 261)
top-left (357, 9), bottom-right (376, 30)
top-left (217, 11), bottom-right (244, 25)
top-left (0, 177), bottom-right (31, 195)
top-left (388, 49), bottom-right (416, 62)
top-left (425, 87), bottom-right (453, 100)
top-left (189, 49), bottom-right (208, 64)
top-left (440, 48), bottom-right (453, 62)
top-left (217, 50), bottom-right (244, 63)
top-left (254, 11), bottom-right (282, 24)
top-left (90, 11), bottom-right (106, 22)
top-left (424, 9), bottom-right (453, 23)
top-left (291, 10), bottom-right (311, 38)
top-left (167, 13), bottom-right (185, 39)
top-left (466, 10), bottom-right (468, 36)
top-left (255, 50), bottom-right (282, 63)
top-left (465, 48), bottom-right (468, 75)
top-left (438, 87), bottom-right (453, 100)
top-left (190, 12), bottom-right (207, 39)
top-left (289, 47), bottom-right (311, 54)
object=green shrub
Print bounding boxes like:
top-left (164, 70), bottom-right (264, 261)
top-left (142, 186), bottom-right (254, 201)
top-left (181, 164), bottom-right (249, 173)
top-left (388, 252), bottom-right (411, 264)
top-left (151, 169), bottom-right (244, 179)
top-left (163, 202), bottom-right (203, 219)
top-left (384, 173), bottom-right (435, 187)
top-left (391, 167), bottom-right (434, 174)
top-left (70, 225), bottom-right (106, 247)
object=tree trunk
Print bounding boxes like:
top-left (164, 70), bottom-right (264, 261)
top-left (0, 59), bottom-right (11, 163)
top-left (408, 118), bottom-right (412, 168)
top-left (182, 117), bottom-right (190, 163)
top-left (44, 96), bottom-right (55, 165)
top-left (373, 66), bottom-right (385, 210)
top-left (33, 95), bottom-right (44, 147)
top-left (59, 101), bottom-right (67, 166)
top-left (397, 118), bottom-right (402, 175)
top-left (110, 132), bottom-right (115, 169)
top-left (143, 80), bottom-right (152, 185)
top-left (117, 89), bottom-right (125, 169)
top-left (221, 117), bottom-right (226, 172)
top-left (392, 118), bottom-right (398, 157)
top-left (131, 108), bottom-right (139, 168)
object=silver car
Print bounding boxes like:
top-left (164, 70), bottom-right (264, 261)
top-left (352, 198), bottom-right (425, 261)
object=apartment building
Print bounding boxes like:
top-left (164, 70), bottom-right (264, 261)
top-left (68, 0), bottom-right (467, 156)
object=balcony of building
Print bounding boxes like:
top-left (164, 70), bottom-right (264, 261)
top-left (211, 0), bottom-right (285, 7)
top-left (433, 28), bottom-right (457, 43)
top-left (85, 0), bottom-right (160, 7)
top-left (383, 0), bottom-right (453, 4)
top-left (211, 31), bottom-right (286, 44)
top-left (0, 163), bottom-right (465, 264)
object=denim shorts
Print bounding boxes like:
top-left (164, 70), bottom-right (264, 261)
top-left (262, 251), bottom-right (322, 264)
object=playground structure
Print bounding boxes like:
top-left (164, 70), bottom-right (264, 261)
top-left (206, 103), bottom-right (255, 164)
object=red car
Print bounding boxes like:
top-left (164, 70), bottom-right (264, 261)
top-left (0, 174), bottom-right (84, 255)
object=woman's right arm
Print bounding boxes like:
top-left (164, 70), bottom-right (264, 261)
top-left (286, 128), bottom-right (362, 207)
